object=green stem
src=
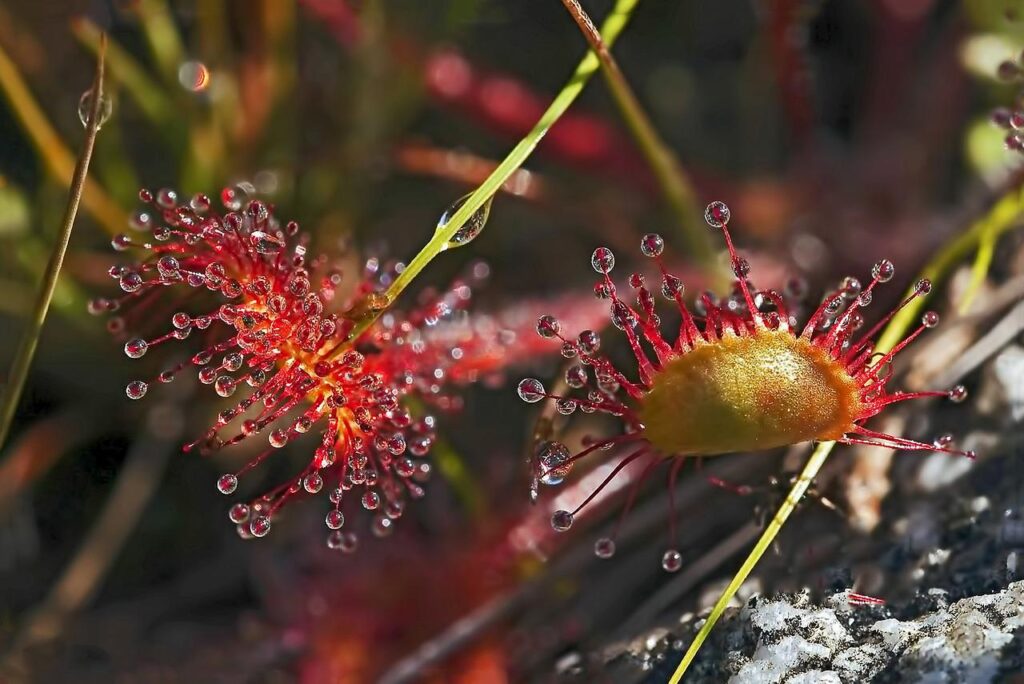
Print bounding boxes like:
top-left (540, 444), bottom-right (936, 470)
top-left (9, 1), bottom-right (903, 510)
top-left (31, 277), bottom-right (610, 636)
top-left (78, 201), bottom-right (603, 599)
top-left (0, 38), bottom-right (107, 452)
top-left (342, 0), bottom-right (643, 344)
top-left (670, 183), bottom-right (1024, 681)
top-left (877, 186), bottom-right (1024, 352)
top-left (669, 440), bottom-right (835, 683)
top-left (557, 0), bottom-right (714, 267)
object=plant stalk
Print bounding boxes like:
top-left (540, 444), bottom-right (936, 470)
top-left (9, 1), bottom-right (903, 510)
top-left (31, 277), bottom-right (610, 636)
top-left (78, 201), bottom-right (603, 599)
top-left (0, 37), bottom-right (108, 452)
top-left (557, 0), bottom-right (713, 266)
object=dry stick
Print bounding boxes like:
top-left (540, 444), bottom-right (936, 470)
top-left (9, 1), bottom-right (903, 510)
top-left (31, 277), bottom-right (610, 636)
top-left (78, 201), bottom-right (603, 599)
top-left (557, 0), bottom-right (714, 267)
top-left (0, 37), bottom-right (108, 453)
top-left (670, 186), bottom-right (1024, 682)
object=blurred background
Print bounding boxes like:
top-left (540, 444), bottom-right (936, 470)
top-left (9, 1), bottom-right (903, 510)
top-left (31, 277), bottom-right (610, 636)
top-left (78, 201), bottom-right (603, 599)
top-left (1, 1), bottom-right (1023, 682)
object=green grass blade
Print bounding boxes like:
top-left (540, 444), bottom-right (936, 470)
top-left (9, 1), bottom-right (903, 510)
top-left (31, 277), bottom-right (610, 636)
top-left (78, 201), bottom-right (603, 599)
top-left (340, 0), bottom-right (643, 345)
top-left (669, 441), bottom-right (835, 682)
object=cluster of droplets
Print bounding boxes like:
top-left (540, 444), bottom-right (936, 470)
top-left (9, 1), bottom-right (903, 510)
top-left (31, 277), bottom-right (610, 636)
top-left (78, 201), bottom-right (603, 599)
top-left (95, 187), bottom-right (511, 551)
top-left (991, 49), bottom-right (1024, 153)
top-left (518, 201), bottom-right (975, 570)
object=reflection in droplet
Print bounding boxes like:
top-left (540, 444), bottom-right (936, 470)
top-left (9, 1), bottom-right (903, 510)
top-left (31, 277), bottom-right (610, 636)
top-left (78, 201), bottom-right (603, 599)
top-left (436, 193), bottom-right (493, 249)
top-left (178, 61), bottom-right (211, 92)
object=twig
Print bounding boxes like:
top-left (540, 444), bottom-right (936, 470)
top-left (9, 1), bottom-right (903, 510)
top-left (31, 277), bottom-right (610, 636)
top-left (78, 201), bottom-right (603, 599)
top-left (0, 36), bottom-right (108, 452)
top-left (934, 297), bottom-right (1024, 389)
top-left (557, 0), bottom-right (714, 268)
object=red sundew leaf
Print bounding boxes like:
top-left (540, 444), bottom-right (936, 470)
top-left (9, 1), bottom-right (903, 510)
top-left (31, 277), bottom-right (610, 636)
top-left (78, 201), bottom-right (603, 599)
top-left (520, 203), bottom-right (973, 570)
top-left (93, 185), bottom-right (574, 551)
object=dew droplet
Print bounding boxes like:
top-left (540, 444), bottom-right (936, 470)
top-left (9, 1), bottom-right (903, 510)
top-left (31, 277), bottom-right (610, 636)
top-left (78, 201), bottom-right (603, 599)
top-left (517, 378), bottom-right (546, 403)
top-left (640, 233), bottom-right (664, 257)
top-left (538, 441), bottom-right (572, 485)
top-left (126, 380), bottom-right (148, 400)
top-left (662, 549), bottom-right (683, 572)
top-left (933, 433), bottom-right (954, 448)
top-left (948, 384), bottom-right (968, 403)
top-left (436, 193), bottom-right (493, 248)
top-left (732, 257), bottom-right (750, 278)
top-left (78, 87), bottom-right (112, 129)
top-left (555, 398), bottom-right (578, 416)
top-left (119, 272), bottom-right (143, 292)
top-left (326, 509), bottom-right (345, 530)
top-left (591, 247), bottom-right (615, 274)
top-left (594, 538), bottom-right (616, 559)
top-left (922, 311), bottom-right (940, 328)
top-left (915, 278), bottom-right (932, 295)
top-left (577, 330), bottom-right (600, 353)
top-left (536, 315), bottom-right (560, 338)
top-left (178, 60), bottom-right (211, 92)
top-left (362, 491), bottom-right (381, 510)
top-left (337, 531), bottom-right (359, 552)
top-left (304, 471), bottom-right (324, 494)
top-left (217, 473), bottom-right (238, 494)
top-left (704, 201), bottom-right (730, 228)
top-left (269, 429), bottom-right (289, 448)
top-left (228, 503), bottom-right (250, 524)
top-left (872, 259), bottom-right (895, 282)
top-left (551, 509), bottom-right (574, 532)
top-left (250, 231), bottom-right (285, 254)
top-left (124, 338), bottom-right (148, 359)
top-left (372, 515), bottom-right (394, 538)
top-left (661, 274), bottom-right (684, 299)
top-left (565, 365), bottom-right (588, 389)
top-left (250, 515), bottom-right (271, 537)
top-left (214, 376), bottom-right (236, 398)
top-left (129, 210), bottom-right (152, 232)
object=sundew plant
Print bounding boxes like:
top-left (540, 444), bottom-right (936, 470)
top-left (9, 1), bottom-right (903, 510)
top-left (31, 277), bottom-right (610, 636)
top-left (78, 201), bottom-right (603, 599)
top-left (1, 2), bottom-right (1022, 682)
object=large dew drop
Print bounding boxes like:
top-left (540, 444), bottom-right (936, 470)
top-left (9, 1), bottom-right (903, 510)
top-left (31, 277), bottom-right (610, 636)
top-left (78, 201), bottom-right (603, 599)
top-left (78, 88), bottom-right (113, 129)
top-left (436, 193), bottom-right (493, 250)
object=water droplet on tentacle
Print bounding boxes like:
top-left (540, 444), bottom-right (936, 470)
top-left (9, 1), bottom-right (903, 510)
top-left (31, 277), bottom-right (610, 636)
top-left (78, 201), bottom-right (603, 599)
top-left (551, 509), bottom-right (574, 531)
top-left (704, 201), bottom-right (730, 229)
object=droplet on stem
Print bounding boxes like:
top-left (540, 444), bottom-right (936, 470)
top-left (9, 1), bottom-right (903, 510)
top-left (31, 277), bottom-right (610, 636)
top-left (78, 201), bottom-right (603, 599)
top-left (436, 193), bottom-right (493, 249)
top-left (78, 87), bottom-right (113, 129)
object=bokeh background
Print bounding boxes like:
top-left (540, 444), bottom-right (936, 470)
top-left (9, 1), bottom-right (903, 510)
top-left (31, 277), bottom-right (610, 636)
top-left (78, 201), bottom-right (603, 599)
top-left (1, 1), bottom-right (1023, 682)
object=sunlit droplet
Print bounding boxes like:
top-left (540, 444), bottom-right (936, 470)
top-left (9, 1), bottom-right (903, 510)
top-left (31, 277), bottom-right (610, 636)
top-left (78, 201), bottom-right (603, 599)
top-left (178, 60), bottom-right (211, 92)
